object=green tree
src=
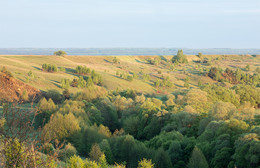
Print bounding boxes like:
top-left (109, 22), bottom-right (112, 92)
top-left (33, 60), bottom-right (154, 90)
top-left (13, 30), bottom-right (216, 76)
top-left (198, 80), bottom-right (202, 87)
top-left (172, 49), bottom-right (188, 64)
top-left (78, 76), bottom-right (87, 89)
top-left (113, 57), bottom-right (119, 64)
top-left (154, 148), bottom-right (173, 168)
top-left (184, 77), bottom-right (190, 88)
top-left (28, 70), bottom-right (34, 78)
top-left (62, 89), bottom-right (70, 99)
top-left (54, 50), bottom-right (67, 56)
top-left (211, 147), bottom-right (233, 168)
top-left (187, 146), bottom-right (209, 168)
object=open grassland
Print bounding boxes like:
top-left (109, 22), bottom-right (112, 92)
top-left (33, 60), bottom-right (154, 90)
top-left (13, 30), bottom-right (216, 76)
top-left (0, 54), bottom-right (259, 94)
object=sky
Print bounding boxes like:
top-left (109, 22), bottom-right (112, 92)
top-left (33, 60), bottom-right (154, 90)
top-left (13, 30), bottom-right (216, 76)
top-left (0, 0), bottom-right (259, 48)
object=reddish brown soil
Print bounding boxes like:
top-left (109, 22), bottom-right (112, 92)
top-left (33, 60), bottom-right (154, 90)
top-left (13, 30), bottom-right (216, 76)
top-left (0, 72), bottom-right (41, 103)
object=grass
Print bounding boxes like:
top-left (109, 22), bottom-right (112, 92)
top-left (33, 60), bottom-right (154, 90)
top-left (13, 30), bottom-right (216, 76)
top-left (0, 54), bottom-right (259, 94)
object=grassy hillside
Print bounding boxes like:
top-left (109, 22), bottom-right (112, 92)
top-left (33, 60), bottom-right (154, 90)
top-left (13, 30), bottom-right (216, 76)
top-left (0, 54), bottom-right (259, 94)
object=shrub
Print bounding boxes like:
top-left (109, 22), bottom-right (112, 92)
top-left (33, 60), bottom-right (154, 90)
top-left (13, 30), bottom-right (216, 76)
top-left (42, 64), bottom-right (58, 72)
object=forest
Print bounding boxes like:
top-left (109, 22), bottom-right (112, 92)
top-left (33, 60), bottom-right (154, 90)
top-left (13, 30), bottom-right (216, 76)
top-left (0, 51), bottom-right (259, 168)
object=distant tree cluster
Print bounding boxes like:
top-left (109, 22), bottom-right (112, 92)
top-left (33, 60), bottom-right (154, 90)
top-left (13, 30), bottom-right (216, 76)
top-left (74, 66), bottom-right (103, 87)
top-left (147, 57), bottom-right (162, 66)
top-left (207, 67), bottom-right (260, 85)
top-left (154, 76), bottom-right (173, 88)
top-left (113, 57), bottom-right (119, 64)
top-left (53, 50), bottom-right (67, 56)
top-left (172, 50), bottom-right (188, 64)
top-left (42, 64), bottom-right (58, 72)
top-left (116, 71), bottom-right (134, 81)
top-left (75, 65), bottom-right (91, 75)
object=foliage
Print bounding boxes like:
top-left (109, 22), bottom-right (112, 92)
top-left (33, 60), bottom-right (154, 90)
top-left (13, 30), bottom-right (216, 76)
top-left (42, 113), bottom-right (80, 142)
top-left (53, 50), bottom-right (67, 56)
top-left (138, 158), bottom-right (154, 168)
top-left (172, 50), bottom-right (188, 64)
top-left (187, 147), bottom-right (209, 168)
top-left (42, 64), bottom-right (58, 72)
top-left (76, 65), bottom-right (91, 75)
top-left (46, 89), bottom-right (62, 103)
top-left (113, 57), bottom-right (119, 64)
top-left (61, 78), bottom-right (71, 89)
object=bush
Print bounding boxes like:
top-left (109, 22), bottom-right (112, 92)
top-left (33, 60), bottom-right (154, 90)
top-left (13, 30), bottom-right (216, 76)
top-left (46, 89), bottom-right (62, 103)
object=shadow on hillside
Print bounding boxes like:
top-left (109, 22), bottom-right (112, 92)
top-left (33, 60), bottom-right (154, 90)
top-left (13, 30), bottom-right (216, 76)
top-left (104, 59), bottom-right (112, 64)
top-left (135, 59), bottom-right (146, 64)
top-left (159, 56), bottom-right (168, 62)
top-left (32, 66), bottom-right (41, 71)
top-left (50, 80), bottom-right (61, 88)
top-left (65, 68), bottom-right (75, 73)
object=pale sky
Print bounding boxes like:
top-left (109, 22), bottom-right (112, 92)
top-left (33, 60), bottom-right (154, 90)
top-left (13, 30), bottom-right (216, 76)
top-left (0, 0), bottom-right (259, 48)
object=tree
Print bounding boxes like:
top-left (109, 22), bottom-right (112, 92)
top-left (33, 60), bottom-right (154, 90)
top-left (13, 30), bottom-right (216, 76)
top-left (89, 143), bottom-right (104, 162)
top-left (172, 50), bottom-right (188, 64)
top-left (138, 158), bottom-right (154, 168)
top-left (211, 147), bottom-right (233, 168)
top-left (187, 147), bottom-right (209, 168)
top-left (67, 155), bottom-right (85, 168)
top-left (87, 76), bottom-right (94, 86)
top-left (28, 70), bottom-right (34, 78)
top-left (154, 148), bottom-right (173, 168)
top-left (184, 77), bottom-right (190, 88)
top-left (46, 89), bottom-right (62, 103)
top-left (61, 78), bottom-right (71, 89)
top-left (62, 89), bottom-right (70, 99)
top-left (245, 64), bottom-right (250, 71)
top-left (113, 57), bottom-right (119, 64)
top-left (21, 90), bottom-right (29, 102)
top-left (36, 98), bottom-right (56, 127)
top-left (78, 76), bottom-right (87, 89)
top-left (59, 143), bottom-right (77, 161)
top-left (99, 139), bottom-right (114, 164)
top-left (54, 50), bottom-right (67, 56)
top-left (42, 113), bottom-right (80, 142)
top-left (209, 101), bottom-right (237, 120)
top-left (233, 133), bottom-right (260, 168)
